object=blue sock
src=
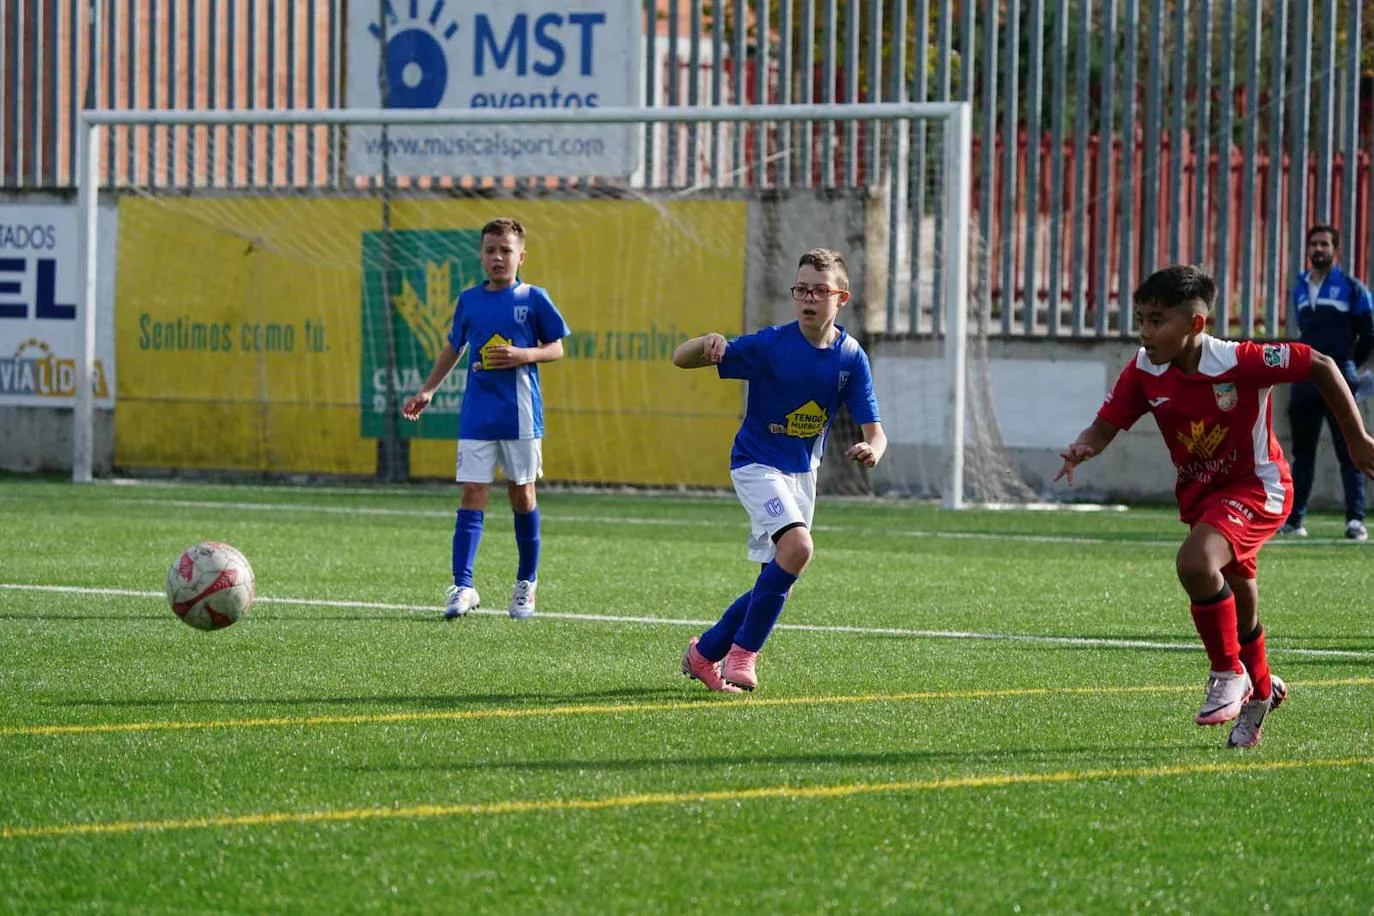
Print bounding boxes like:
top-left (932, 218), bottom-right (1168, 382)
top-left (734, 561), bottom-right (799, 652)
top-left (451, 509), bottom-right (484, 588)
top-left (697, 590), bottom-right (752, 662)
top-left (513, 507), bottom-right (541, 582)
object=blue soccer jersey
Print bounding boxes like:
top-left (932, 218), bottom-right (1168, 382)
top-left (718, 322), bottom-right (880, 473)
top-left (447, 281), bottom-right (571, 440)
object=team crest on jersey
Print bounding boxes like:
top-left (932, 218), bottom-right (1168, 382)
top-left (1177, 419), bottom-right (1228, 458)
top-left (1212, 382), bottom-right (1238, 411)
top-left (785, 400), bottom-right (829, 438)
top-left (838, 371), bottom-right (850, 390)
top-left (514, 305), bottom-right (529, 324)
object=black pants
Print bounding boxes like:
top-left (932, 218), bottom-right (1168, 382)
top-left (1287, 378), bottom-right (1365, 524)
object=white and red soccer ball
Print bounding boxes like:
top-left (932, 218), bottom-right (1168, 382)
top-left (166, 542), bottom-right (255, 631)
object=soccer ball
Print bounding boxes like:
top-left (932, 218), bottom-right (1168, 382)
top-left (166, 542), bottom-right (256, 631)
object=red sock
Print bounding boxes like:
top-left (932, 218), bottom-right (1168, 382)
top-left (1239, 626), bottom-right (1272, 699)
top-left (1190, 593), bottom-right (1244, 674)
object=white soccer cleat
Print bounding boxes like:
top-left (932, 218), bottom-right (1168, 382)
top-left (1195, 668), bottom-right (1252, 725)
top-left (1227, 675), bottom-right (1288, 748)
top-left (1277, 523), bottom-right (1308, 537)
top-left (1346, 520), bottom-right (1368, 542)
top-left (443, 585), bottom-right (480, 620)
top-left (508, 579), bottom-right (537, 619)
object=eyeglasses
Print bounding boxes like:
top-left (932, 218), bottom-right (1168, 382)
top-left (790, 285), bottom-right (844, 302)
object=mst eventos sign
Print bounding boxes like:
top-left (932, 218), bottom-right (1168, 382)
top-left (346, 0), bottom-right (640, 178)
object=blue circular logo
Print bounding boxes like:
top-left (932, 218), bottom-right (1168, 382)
top-left (384, 28), bottom-right (448, 109)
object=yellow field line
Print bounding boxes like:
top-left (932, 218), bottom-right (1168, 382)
top-left (4, 678), bottom-right (1372, 739)
top-left (5, 755), bottom-right (1371, 840)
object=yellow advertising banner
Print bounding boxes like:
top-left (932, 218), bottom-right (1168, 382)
top-left (115, 197), bottom-right (746, 486)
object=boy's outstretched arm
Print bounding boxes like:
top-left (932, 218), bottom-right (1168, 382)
top-left (673, 333), bottom-right (728, 368)
top-left (845, 422), bottom-right (887, 468)
top-left (402, 341), bottom-right (462, 420)
top-left (1056, 417), bottom-right (1121, 484)
top-left (1309, 351), bottom-right (1374, 477)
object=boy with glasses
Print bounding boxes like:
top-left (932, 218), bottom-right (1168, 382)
top-left (672, 248), bottom-right (887, 692)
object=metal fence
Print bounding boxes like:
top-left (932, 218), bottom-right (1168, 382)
top-left (3, 0), bottom-right (1372, 337)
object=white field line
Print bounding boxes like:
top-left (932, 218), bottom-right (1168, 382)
top-left (3, 582), bottom-right (1372, 660)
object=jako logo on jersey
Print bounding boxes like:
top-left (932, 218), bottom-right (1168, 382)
top-left (1148, 396), bottom-right (1170, 407)
top-left (785, 400), bottom-right (828, 438)
top-left (1177, 420), bottom-right (1228, 458)
top-left (764, 497), bottom-right (784, 517)
top-left (1213, 382), bottom-right (1238, 411)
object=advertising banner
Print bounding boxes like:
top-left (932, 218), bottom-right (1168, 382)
top-left (345, 0), bottom-right (641, 178)
top-left (0, 203), bottom-right (117, 406)
top-left (115, 197), bottom-right (746, 486)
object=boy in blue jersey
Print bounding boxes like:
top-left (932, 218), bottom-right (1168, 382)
top-left (402, 217), bottom-right (571, 619)
top-left (673, 248), bottom-right (886, 692)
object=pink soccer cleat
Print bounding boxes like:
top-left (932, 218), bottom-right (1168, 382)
top-left (681, 638), bottom-right (743, 693)
top-left (1227, 675), bottom-right (1288, 748)
top-left (1195, 668), bottom-right (1252, 725)
top-left (722, 644), bottom-right (759, 692)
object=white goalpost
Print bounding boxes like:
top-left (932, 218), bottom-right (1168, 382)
top-left (73, 101), bottom-right (990, 507)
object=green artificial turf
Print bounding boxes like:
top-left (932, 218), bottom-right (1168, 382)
top-left (1, 479), bottom-right (1371, 913)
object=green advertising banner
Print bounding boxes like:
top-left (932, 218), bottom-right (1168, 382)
top-left (359, 229), bottom-right (483, 440)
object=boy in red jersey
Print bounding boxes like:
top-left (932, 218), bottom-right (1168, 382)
top-left (1058, 265), bottom-right (1374, 747)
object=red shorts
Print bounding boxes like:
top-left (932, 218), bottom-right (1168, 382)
top-left (1192, 489), bottom-right (1288, 579)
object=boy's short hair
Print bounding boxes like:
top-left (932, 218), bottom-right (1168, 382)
top-left (481, 217), bottom-right (526, 243)
top-left (798, 248), bottom-right (849, 290)
top-left (1133, 264), bottom-right (1216, 312)
top-left (1307, 224), bottom-right (1339, 248)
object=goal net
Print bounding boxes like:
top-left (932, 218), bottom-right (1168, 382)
top-left (74, 102), bottom-right (1034, 507)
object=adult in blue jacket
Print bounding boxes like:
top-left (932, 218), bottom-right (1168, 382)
top-left (1280, 224), bottom-right (1374, 541)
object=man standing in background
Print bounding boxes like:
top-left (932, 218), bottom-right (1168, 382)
top-left (1279, 225), bottom-right (1374, 541)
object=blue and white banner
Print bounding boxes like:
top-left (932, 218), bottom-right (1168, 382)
top-left (0, 204), bottom-right (117, 407)
top-left (346, 0), bottom-right (641, 178)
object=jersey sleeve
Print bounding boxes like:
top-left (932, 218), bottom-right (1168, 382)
top-left (1096, 359), bottom-right (1149, 431)
top-left (1233, 340), bottom-right (1313, 385)
top-left (531, 287), bottom-right (571, 343)
top-left (717, 329), bottom-right (769, 380)
top-left (445, 295), bottom-right (467, 352)
top-left (843, 348), bottom-right (881, 425)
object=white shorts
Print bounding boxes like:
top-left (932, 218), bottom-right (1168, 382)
top-left (456, 438), bottom-right (543, 485)
top-left (731, 463), bottom-right (817, 562)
